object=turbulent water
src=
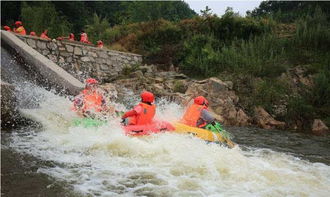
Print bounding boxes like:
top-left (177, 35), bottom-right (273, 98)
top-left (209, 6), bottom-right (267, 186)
top-left (2, 46), bottom-right (330, 197)
top-left (2, 86), bottom-right (329, 197)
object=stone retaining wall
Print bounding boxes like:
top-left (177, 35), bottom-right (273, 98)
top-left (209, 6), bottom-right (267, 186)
top-left (16, 34), bottom-right (143, 82)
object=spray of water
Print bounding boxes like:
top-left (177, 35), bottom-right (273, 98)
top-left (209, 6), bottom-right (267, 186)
top-left (9, 87), bottom-right (330, 197)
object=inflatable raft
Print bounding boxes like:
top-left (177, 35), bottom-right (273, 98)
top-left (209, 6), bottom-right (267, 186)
top-left (72, 117), bottom-right (107, 128)
top-left (173, 122), bottom-right (236, 148)
top-left (124, 120), bottom-right (175, 136)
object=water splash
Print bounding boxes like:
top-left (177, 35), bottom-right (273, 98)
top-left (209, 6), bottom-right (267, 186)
top-left (8, 88), bottom-right (330, 197)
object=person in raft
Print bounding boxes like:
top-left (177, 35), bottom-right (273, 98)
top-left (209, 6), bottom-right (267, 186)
top-left (121, 91), bottom-right (156, 126)
top-left (73, 78), bottom-right (110, 118)
top-left (180, 96), bottom-right (215, 128)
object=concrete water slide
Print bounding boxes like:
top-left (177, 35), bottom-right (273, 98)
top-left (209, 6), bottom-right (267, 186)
top-left (1, 30), bottom-right (84, 95)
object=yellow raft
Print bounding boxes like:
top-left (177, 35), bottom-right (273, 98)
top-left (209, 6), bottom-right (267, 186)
top-left (173, 122), bottom-right (236, 148)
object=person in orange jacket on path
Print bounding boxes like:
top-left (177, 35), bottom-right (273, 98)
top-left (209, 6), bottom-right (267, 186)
top-left (13, 21), bottom-right (26, 35)
top-left (57, 33), bottom-right (75, 41)
top-left (80, 31), bottom-right (91, 44)
top-left (97, 40), bottom-right (104, 48)
top-left (73, 78), bottom-right (108, 118)
top-left (3, 26), bottom-right (11, 32)
top-left (40, 30), bottom-right (50, 40)
top-left (180, 96), bottom-right (215, 128)
top-left (122, 91), bottom-right (156, 126)
top-left (68, 33), bottom-right (75, 41)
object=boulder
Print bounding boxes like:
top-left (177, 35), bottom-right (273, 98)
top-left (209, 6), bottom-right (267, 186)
top-left (154, 77), bottom-right (164, 83)
top-left (129, 70), bottom-right (144, 79)
top-left (139, 65), bottom-right (153, 74)
top-left (289, 66), bottom-right (314, 88)
top-left (236, 109), bottom-right (251, 126)
top-left (157, 71), bottom-right (188, 80)
top-left (254, 106), bottom-right (285, 129)
top-left (224, 81), bottom-right (233, 90)
top-left (208, 77), bottom-right (229, 93)
top-left (312, 119), bottom-right (329, 135)
top-left (210, 111), bottom-right (225, 123)
top-left (151, 83), bottom-right (167, 95)
top-left (184, 78), bottom-right (244, 126)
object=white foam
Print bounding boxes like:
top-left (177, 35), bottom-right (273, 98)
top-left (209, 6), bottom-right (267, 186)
top-left (9, 89), bottom-right (330, 196)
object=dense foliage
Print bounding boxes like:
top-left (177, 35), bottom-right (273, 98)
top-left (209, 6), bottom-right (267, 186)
top-left (1, 1), bottom-right (196, 36)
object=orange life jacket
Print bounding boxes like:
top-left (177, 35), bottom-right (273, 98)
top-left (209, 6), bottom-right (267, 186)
top-left (181, 103), bottom-right (207, 127)
top-left (97, 43), bottom-right (103, 48)
top-left (81, 89), bottom-right (104, 113)
top-left (40, 33), bottom-right (50, 39)
top-left (130, 103), bottom-right (156, 125)
top-left (80, 33), bottom-right (88, 43)
top-left (15, 26), bottom-right (26, 35)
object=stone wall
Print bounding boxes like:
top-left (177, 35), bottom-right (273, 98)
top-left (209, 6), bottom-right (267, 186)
top-left (16, 35), bottom-right (143, 82)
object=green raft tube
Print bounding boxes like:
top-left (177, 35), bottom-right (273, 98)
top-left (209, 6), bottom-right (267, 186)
top-left (71, 111), bottom-right (123, 128)
top-left (71, 117), bottom-right (107, 128)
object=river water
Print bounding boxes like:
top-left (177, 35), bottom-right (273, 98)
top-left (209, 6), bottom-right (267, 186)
top-left (1, 46), bottom-right (330, 197)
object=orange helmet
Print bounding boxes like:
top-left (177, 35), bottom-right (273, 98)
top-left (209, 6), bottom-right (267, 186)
top-left (141, 91), bottom-right (154, 103)
top-left (15, 21), bottom-right (22, 26)
top-left (194, 96), bottom-right (208, 106)
top-left (30, 32), bottom-right (36, 36)
top-left (4, 26), bottom-right (11, 30)
top-left (85, 78), bottom-right (98, 85)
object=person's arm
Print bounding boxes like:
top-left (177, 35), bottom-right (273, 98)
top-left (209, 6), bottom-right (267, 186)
top-left (201, 109), bottom-right (215, 124)
top-left (122, 105), bottom-right (142, 119)
top-left (122, 109), bottom-right (137, 119)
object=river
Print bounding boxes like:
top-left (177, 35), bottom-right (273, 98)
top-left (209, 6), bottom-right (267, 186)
top-left (1, 46), bottom-right (330, 197)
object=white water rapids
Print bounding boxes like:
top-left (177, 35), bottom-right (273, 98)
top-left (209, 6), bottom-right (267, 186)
top-left (8, 84), bottom-right (330, 197)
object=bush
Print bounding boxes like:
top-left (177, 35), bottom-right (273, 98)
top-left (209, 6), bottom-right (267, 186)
top-left (179, 34), bottom-right (221, 77)
top-left (137, 19), bottom-right (183, 64)
top-left (252, 79), bottom-right (289, 113)
top-left (173, 80), bottom-right (186, 93)
top-left (293, 6), bottom-right (330, 50)
top-left (312, 70), bottom-right (330, 107)
top-left (121, 63), bottom-right (140, 76)
top-left (286, 96), bottom-right (314, 127)
top-left (85, 14), bottom-right (111, 43)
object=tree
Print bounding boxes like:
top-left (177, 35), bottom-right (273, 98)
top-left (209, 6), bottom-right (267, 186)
top-left (85, 14), bottom-right (110, 43)
top-left (1, 1), bottom-right (22, 26)
top-left (21, 2), bottom-right (72, 37)
top-left (52, 1), bottom-right (90, 34)
top-left (222, 7), bottom-right (240, 18)
top-left (125, 1), bottom-right (196, 23)
top-left (200, 6), bottom-right (212, 18)
top-left (250, 1), bottom-right (330, 22)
